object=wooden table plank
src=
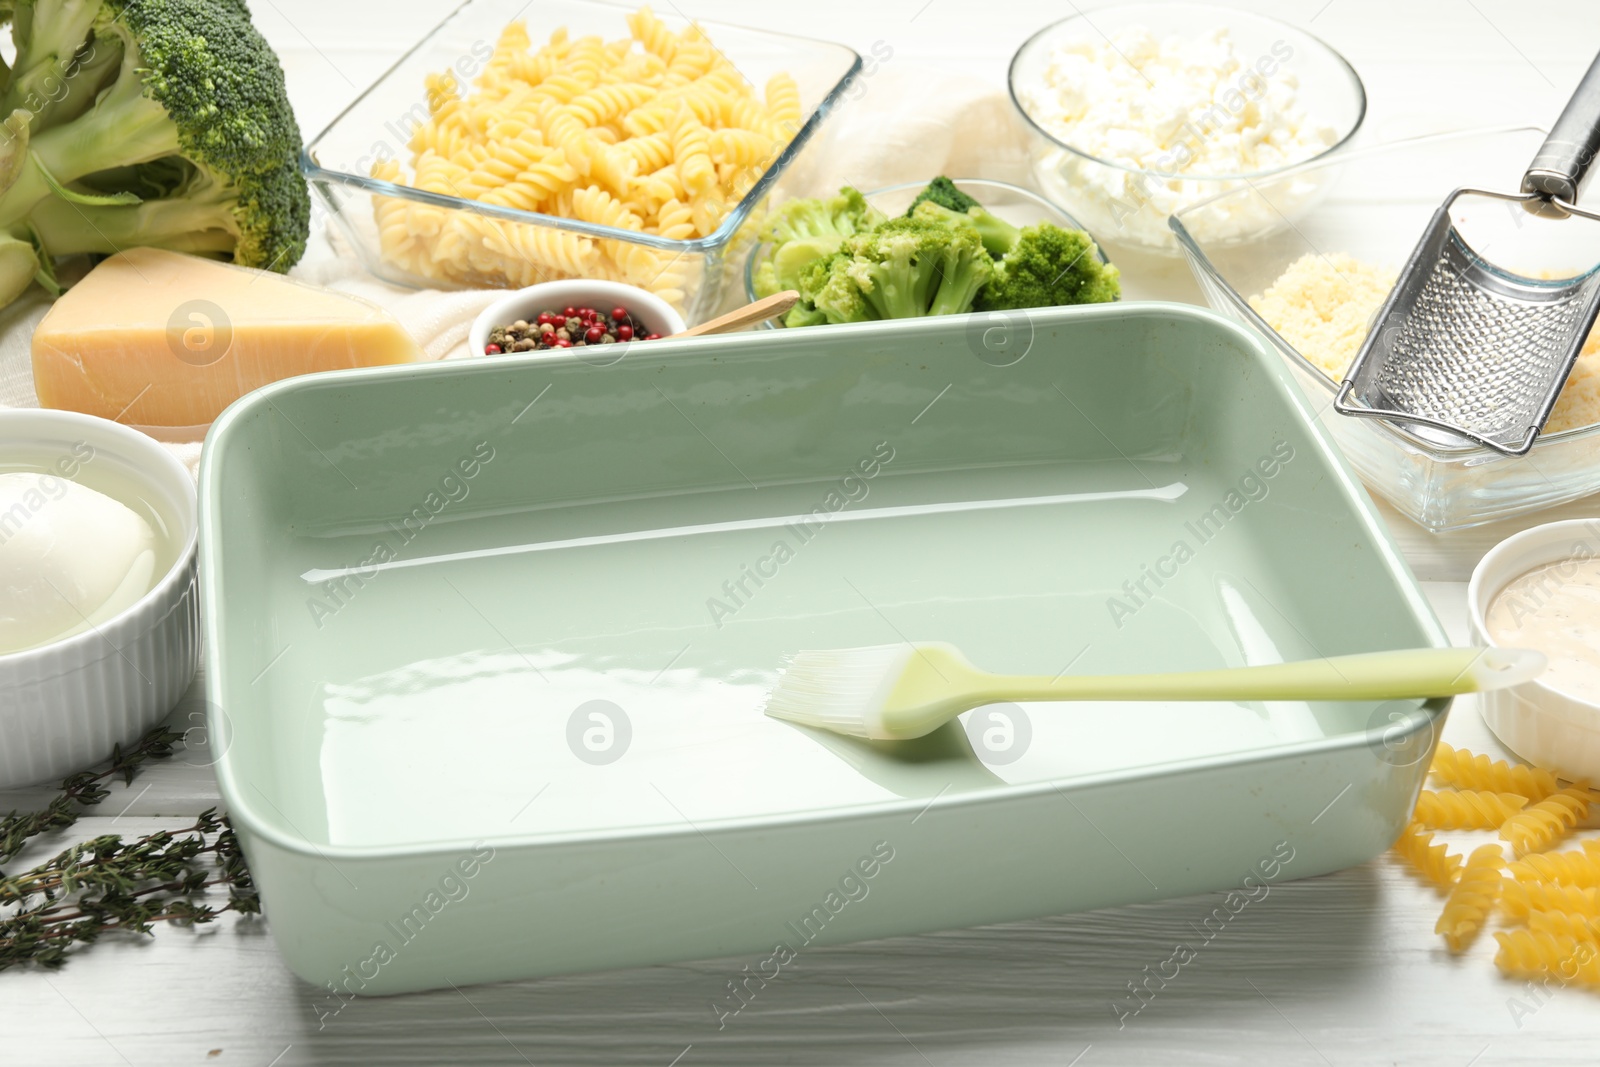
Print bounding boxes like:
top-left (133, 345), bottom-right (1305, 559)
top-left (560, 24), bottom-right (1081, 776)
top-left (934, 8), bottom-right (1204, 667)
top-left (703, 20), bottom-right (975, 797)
top-left (4, 816), bottom-right (1596, 1066)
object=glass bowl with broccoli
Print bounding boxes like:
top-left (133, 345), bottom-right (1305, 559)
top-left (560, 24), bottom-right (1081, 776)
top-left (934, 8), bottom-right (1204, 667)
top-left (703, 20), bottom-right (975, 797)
top-left (743, 177), bottom-right (1119, 329)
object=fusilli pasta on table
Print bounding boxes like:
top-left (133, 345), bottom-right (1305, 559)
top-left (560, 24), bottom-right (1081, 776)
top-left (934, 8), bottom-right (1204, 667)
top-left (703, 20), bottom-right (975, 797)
top-left (1412, 788), bottom-right (1528, 830)
top-left (1435, 843), bottom-right (1504, 952)
top-left (1428, 742), bottom-right (1560, 801)
top-left (1397, 745), bottom-right (1600, 993)
top-left (1392, 821), bottom-right (1463, 893)
top-left (1500, 786), bottom-right (1592, 857)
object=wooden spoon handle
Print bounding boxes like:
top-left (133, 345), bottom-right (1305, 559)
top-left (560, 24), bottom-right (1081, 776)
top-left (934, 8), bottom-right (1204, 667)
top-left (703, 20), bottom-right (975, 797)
top-left (675, 291), bottom-right (799, 337)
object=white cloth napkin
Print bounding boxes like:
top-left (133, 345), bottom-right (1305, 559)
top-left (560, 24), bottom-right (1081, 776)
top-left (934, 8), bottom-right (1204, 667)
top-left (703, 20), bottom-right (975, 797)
top-left (0, 65), bottom-right (1026, 478)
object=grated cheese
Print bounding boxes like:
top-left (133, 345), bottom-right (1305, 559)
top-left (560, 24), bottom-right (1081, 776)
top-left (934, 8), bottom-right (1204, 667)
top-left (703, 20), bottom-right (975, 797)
top-left (1250, 253), bottom-right (1600, 435)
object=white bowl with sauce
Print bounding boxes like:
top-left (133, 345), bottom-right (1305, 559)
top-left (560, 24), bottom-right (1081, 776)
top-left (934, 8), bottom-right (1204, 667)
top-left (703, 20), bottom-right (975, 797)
top-left (0, 410), bottom-right (199, 788)
top-left (1468, 519), bottom-right (1600, 781)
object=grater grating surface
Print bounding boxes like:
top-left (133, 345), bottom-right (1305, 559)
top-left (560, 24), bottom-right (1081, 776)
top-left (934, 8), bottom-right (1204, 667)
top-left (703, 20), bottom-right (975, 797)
top-left (1362, 226), bottom-right (1600, 446)
top-left (1338, 195), bottom-right (1600, 455)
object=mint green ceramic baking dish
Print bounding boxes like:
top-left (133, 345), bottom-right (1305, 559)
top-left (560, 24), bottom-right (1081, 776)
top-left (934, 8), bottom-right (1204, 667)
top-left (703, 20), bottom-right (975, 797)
top-left (199, 303), bottom-right (1446, 995)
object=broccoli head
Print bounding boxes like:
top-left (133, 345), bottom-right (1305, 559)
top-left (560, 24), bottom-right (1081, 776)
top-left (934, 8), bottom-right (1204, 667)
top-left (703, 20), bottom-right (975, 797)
top-left (837, 217), bottom-right (992, 320)
top-left (753, 258), bottom-right (781, 300)
top-left (755, 232), bottom-right (852, 298)
top-left (761, 186), bottom-right (883, 245)
top-left (780, 216), bottom-right (996, 325)
top-left (906, 175), bottom-right (979, 215)
top-left (782, 300), bottom-right (830, 328)
top-left (757, 186), bottom-right (886, 299)
top-left (925, 221), bottom-right (992, 317)
top-left (911, 199), bottom-right (1020, 259)
top-left (0, 0), bottom-right (311, 306)
top-left (841, 221), bottom-right (939, 320)
top-left (857, 213), bottom-right (991, 316)
top-left (978, 223), bottom-right (1121, 311)
top-left (796, 249), bottom-right (875, 325)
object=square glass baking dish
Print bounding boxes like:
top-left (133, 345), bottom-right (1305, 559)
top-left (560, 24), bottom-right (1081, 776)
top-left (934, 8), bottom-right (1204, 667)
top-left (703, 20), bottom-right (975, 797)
top-left (1172, 127), bottom-right (1600, 532)
top-left (200, 304), bottom-right (1446, 993)
top-left (301, 0), bottom-right (862, 323)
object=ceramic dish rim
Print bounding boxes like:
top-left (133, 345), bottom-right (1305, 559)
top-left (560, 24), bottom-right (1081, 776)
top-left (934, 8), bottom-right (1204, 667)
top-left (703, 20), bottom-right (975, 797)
top-left (198, 300), bottom-right (1449, 861)
top-left (0, 408), bottom-right (198, 669)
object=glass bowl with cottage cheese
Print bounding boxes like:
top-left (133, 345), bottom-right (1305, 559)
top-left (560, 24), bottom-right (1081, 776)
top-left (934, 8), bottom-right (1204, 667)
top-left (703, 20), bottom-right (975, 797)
top-left (1008, 3), bottom-right (1365, 256)
top-left (1173, 126), bottom-right (1600, 533)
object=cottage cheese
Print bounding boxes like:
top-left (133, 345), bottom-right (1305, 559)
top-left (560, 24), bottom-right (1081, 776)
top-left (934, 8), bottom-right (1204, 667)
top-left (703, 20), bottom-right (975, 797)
top-left (1018, 26), bottom-right (1340, 247)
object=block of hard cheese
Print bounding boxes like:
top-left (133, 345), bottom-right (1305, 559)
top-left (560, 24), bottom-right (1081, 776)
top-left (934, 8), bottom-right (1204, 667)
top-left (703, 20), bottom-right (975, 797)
top-left (32, 248), bottom-right (424, 434)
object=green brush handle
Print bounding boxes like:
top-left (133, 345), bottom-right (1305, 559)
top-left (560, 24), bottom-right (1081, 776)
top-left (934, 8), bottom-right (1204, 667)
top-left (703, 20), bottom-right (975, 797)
top-left (974, 647), bottom-right (1544, 704)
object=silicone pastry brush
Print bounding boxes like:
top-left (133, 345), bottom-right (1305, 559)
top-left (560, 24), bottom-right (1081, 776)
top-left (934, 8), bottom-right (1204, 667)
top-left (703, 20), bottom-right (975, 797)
top-left (762, 643), bottom-right (1545, 741)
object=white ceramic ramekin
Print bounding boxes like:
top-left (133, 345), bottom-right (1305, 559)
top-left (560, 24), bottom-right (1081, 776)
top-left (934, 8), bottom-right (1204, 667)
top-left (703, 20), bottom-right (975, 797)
top-left (467, 279), bottom-right (686, 361)
top-left (1468, 518), bottom-right (1600, 782)
top-left (0, 410), bottom-right (199, 788)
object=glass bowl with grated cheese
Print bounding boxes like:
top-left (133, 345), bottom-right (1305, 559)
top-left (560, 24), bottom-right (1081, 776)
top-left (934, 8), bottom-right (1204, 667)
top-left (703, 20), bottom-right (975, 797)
top-left (1173, 127), bottom-right (1600, 533)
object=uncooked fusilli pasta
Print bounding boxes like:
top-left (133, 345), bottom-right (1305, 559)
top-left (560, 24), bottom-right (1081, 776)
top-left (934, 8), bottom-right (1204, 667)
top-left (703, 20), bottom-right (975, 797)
top-left (1393, 745), bottom-right (1600, 991)
top-left (1413, 789), bottom-right (1528, 830)
top-left (1435, 844), bottom-right (1504, 952)
top-left (1500, 787), bottom-right (1592, 856)
top-left (1429, 742), bottom-right (1560, 801)
top-left (1494, 930), bottom-right (1600, 985)
top-left (370, 5), bottom-right (802, 309)
top-left (1528, 908), bottom-right (1600, 943)
top-left (1509, 847), bottom-right (1600, 888)
top-left (1500, 879), bottom-right (1600, 920)
top-left (1393, 821), bottom-right (1463, 893)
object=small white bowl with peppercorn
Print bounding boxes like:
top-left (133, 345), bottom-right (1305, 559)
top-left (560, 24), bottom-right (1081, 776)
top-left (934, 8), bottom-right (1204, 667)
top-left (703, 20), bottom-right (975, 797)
top-left (469, 280), bottom-right (685, 361)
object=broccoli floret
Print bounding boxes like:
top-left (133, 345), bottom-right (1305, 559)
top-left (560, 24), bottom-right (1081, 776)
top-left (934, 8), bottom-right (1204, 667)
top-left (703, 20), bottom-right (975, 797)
top-left (783, 301), bottom-right (829, 328)
top-left (782, 217), bottom-right (993, 325)
top-left (776, 193), bottom-right (1008, 327)
top-left (966, 207), bottom-right (1021, 259)
top-left (841, 222), bottom-right (939, 320)
top-left (978, 223), bottom-right (1121, 311)
top-left (838, 217), bottom-right (991, 319)
top-left (926, 222), bottom-right (992, 317)
top-left (910, 199), bottom-right (1021, 259)
top-left (762, 186), bottom-right (882, 245)
top-left (906, 175), bottom-right (979, 215)
top-left (758, 233), bottom-right (848, 296)
top-left (802, 250), bottom-right (876, 324)
top-left (909, 200), bottom-right (975, 232)
top-left (753, 258), bottom-right (781, 300)
top-left (759, 186), bottom-right (885, 306)
top-left (0, 0), bottom-right (311, 305)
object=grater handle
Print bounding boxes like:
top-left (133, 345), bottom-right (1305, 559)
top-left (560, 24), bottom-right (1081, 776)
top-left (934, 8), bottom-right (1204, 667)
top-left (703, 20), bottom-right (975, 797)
top-left (1524, 49), bottom-right (1600, 202)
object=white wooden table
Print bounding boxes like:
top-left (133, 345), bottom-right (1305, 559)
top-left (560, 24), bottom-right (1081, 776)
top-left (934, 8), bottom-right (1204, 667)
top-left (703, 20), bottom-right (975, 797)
top-left (6, 1), bottom-right (1600, 1063)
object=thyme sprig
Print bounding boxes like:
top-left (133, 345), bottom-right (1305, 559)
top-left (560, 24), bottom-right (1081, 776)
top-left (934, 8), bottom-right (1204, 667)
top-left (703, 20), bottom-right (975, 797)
top-left (0, 726), bottom-right (183, 864)
top-left (0, 726), bottom-right (259, 971)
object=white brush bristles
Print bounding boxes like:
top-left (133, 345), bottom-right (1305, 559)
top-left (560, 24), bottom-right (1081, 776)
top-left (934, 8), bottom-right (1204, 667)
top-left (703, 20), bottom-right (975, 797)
top-left (762, 645), bottom-right (913, 738)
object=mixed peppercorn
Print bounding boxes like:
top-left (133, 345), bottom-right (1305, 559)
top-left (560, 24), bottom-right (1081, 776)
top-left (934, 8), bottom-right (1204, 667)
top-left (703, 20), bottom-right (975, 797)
top-left (484, 305), bottom-right (661, 355)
